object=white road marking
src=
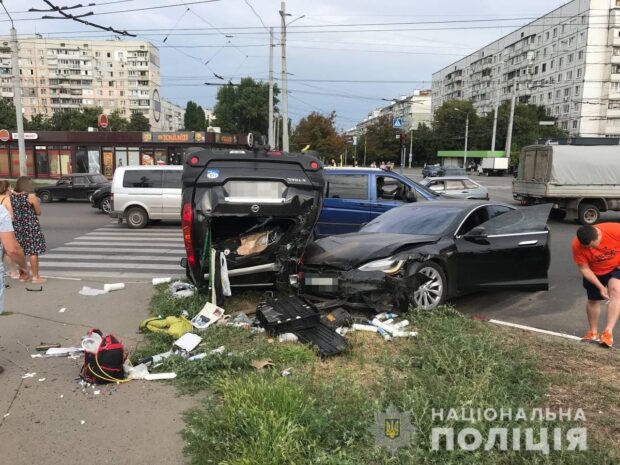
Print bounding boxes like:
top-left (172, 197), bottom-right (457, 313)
top-left (53, 247), bottom-right (184, 253)
top-left (66, 241), bottom-right (182, 247)
top-left (74, 236), bottom-right (182, 242)
top-left (488, 319), bottom-right (581, 341)
top-left (40, 262), bottom-right (183, 270)
top-left (43, 254), bottom-right (181, 261)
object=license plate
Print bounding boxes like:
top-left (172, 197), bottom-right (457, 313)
top-left (304, 276), bottom-right (337, 286)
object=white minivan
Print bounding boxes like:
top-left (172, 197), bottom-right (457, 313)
top-left (110, 166), bottom-right (182, 229)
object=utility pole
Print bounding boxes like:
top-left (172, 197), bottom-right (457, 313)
top-left (274, 114), bottom-right (280, 149)
top-left (408, 126), bottom-right (413, 168)
top-left (464, 113), bottom-right (469, 168)
top-left (491, 60), bottom-right (504, 154)
top-left (363, 131), bottom-right (367, 167)
top-left (505, 91), bottom-right (517, 159)
top-left (279, 1), bottom-right (289, 152)
top-left (3, 3), bottom-right (26, 175)
top-left (267, 27), bottom-right (274, 149)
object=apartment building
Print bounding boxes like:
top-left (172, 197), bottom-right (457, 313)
top-left (0, 37), bottom-right (173, 131)
top-left (161, 99), bottom-right (185, 132)
top-left (432, 0), bottom-right (620, 137)
top-left (347, 90), bottom-right (432, 135)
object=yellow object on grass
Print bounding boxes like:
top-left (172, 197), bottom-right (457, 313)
top-left (139, 316), bottom-right (194, 339)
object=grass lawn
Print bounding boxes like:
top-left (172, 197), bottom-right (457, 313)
top-left (137, 286), bottom-right (620, 465)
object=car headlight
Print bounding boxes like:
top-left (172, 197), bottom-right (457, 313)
top-left (358, 257), bottom-right (405, 274)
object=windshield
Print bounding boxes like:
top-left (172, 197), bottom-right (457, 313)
top-left (410, 178), bottom-right (439, 197)
top-left (362, 205), bottom-right (462, 235)
top-left (90, 175), bottom-right (109, 183)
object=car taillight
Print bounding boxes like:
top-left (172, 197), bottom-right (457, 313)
top-left (182, 203), bottom-right (196, 268)
top-left (310, 161), bottom-right (319, 170)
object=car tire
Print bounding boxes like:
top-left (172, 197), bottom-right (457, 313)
top-left (87, 191), bottom-right (95, 202)
top-left (100, 196), bottom-right (112, 214)
top-left (125, 206), bottom-right (148, 229)
top-left (411, 261), bottom-right (447, 311)
top-left (578, 203), bottom-right (600, 225)
top-left (38, 191), bottom-right (52, 203)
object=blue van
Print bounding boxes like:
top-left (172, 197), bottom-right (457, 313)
top-left (315, 168), bottom-right (439, 237)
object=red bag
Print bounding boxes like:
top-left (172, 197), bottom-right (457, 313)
top-left (80, 329), bottom-right (126, 384)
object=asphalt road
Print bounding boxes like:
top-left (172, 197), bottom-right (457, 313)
top-left (407, 169), bottom-right (620, 337)
top-left (34, 175), bottom-right (620, 337)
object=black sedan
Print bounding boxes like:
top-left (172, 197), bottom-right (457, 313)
top-left (300, 201), bottom-right (551, 311)
top-left (36, 174), bottom-right (110, 203)
top-left (90, 184), bottom-right (112, 214)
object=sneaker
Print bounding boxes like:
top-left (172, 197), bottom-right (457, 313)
top-left (600, 330), bottom-right (614, 348)
top-left (581, 330), bottom-right (599, 342)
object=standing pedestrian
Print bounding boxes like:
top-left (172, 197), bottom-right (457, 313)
top-left (0, 180), bottom-right (17, 278)
top-left (572, 224), bottom-right (620, 347)
top-left (0, 203), bottom-right (29, 375)
top-left (11, 177), bottom-right (47, 284)
top-left (380, 160), bottom-right (387, 170)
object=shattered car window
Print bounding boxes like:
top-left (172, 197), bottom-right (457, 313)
top-left (480, 204), bottom-right (552, 235)
top-left (362, 206), bottom-right (461, 235)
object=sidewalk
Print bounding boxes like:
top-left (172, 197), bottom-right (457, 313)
top-left (0, 277), bottom-right (194, 465)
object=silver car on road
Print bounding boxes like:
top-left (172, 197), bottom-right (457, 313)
top-left (420, 176), bottom-right (489, 200)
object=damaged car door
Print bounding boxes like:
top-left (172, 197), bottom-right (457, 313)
top-left (453, 204), bottom-right (551, 292)
top-left (181, 147), bottom-right (325, 289)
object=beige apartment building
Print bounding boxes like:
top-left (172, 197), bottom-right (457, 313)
top-left (0, 37), bottom-right (184, 131)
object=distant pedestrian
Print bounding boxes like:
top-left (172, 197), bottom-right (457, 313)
top-left (380, 161), bottom-right (387, 170)
top-left (370, 161), bottom-right (377, 168)
top-left (572, 224), bottom-right (620, 348)
top-left (11, 177), bottom-right (47, 284)
top-left (330, 158), bottom-right (337, 167)
top-left (0, 180), bottom-right (17, 278)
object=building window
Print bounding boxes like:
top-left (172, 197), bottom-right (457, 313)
top-left (532, 95), bottom-right (537, 104)
top-left (109, 81), bottom-right (114, 86)
top-left (564, 88), bottom-right (570, 97)
top-left (575, 85), bottom-right (580, 96)
top-left (556, 90), bottom-right (561, 99)
top-left (548, 91), bottom-right (553, 100)
top-left (106, 52), bottom-right (111, 58)
top-left (577, 68), bottom-right (582, 78)
top-left (542, 63), bottom-right (547, 72)
top-left (561, 121), bottom-right (568, 130)
top-left (545, 31), bottom-right (550, 40)
top-left (572, 120), bottom-right (578, 129)
top-left (581, 15), bottom-right (587, 25)
top-left (559, 57), bottom-right (564, 67)
top-left (558, 73), bottom-right (563, 82)
top-left (553, 28), bottom-right (558, 38)
top-left (562, 24), bottom-right (566, 34)
top-left (608, 101), bottom-right (620, 110)
top-left (550, 59), bottom-right (555, 69)
top-left (579, 32), bottom-right (585, 43)
top-left (568, 54), bottom-right (573, 63)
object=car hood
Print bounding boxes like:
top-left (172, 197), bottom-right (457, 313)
top-left (304, 232), bottom-right (440, 269)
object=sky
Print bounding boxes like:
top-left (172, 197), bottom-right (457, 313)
top-left (6, 0), bottom-right (570, 130)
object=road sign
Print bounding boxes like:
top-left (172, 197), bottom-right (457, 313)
top-left (98, 114), bottom-right (109, 129)
top-left (352, 136), bottom-right (357, 146)
top-left (392, 117), bottom-right (403, 129)
top-left (0, 129), bottom-right (10, 142)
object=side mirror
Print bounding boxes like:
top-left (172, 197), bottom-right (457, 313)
top-left (465, 226), bottom-right (488, 240)
top-left (405, 191), bottom-right (417, 203)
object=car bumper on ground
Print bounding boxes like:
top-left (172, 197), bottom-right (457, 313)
top-left (109, 210), bottom-right (122, 219)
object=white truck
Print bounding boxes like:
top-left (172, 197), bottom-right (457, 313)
top-left (479, 157), bottom-right (509, 176)
top-left (513, 144), bottom-right (620, 225)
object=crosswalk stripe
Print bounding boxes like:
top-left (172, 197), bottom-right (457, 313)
top-left (74, 236), bottom-right (182, 242)
top-left (89, 229), bottom-right (181, 234)
top-left (40, 262), bottom-right (183, 270)
top-left (54, 247), bottom-right (185, 253)
top-left (42, 254), bottom-right (182, 261)
top-left (66, 241), bottom-right (182, 247)
top-left (84, 233), bottom-right (181, 238)
top-left (43, 271), bottom-right (184, 279)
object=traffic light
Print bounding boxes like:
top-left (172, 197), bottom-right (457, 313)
top-left (401, 132), bottom-right (408, 145)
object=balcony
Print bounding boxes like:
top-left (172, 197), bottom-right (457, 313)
top-left (607, 108), bottom-right (620, 119)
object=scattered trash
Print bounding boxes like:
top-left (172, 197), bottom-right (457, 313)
top-left (103, 283), bottom-right (125, 292)
top-left (22, 373), bottom-right (36, 379)
top-left (3, 413), bottom-right (9, 418)
top-left (80, 329), bottom-right (127, 385)
top-left (257, 295), bottom-right (320, 335)
top-left (170, 281), bottom-right (196, 299)
top-left (80, 420), bottom-right (86, 425)
top-left (394, 320), bottom-right (410, 329)
top-left (321, 308), bottom-right (353, 330)
top-left (281, 368), bottom-right (292, 377)
top-left (277, 333), bottom-right (299, 343)
top-left (143, 372), bottom-right (177, 381)
top-left (227, 312), bottom-right (254, 329)
top-left (60, 395), bottom-right (64, 399)
top-left (237, 231), bottom-right (270, 256)
top-left (140, 316), bottom-right (193, 338)
top-left (187, 345), bottom-right (226, 361)
top-left (26, 286), bottom-right (43, 292)
top-left (352, 324), bottom-right (379, 333)
top-left (93, 390), bottom-right (100, 395)
top-left (251, 359), bottom-right (275, 370)
top-left (79, 286), bottom-right (108, 296)
top-left (58, 308), bottom-right (67, 313)
top-left (36, 343), bottom-right (61, 352)
top-left (126, 363), bottom-right (150, 380)
top-left (135, 351), bottom-right (173, 367)
top-left (38, 378), bottom-right (46, 382)
top-left (173, 333), bottom-right (202, 353)
top-left (191, 301), bottom-right (225, 330)
top-left (371, 318), bottom-right (417, 338)
top-left (152, 277), bottom-right (172, 286)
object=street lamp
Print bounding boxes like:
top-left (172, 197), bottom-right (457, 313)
top-left (453, 107), bottom-right (469, 169)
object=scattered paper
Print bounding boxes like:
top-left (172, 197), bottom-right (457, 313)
top-left (173, 333), bottom-right (202, 352)
top-left (22, 373), bottom-right (36, 379)
top-left (191, 302), bottom-right (225, 330)
top-left (143, 372), bottom-right (177, 381)
top-left (80, 420), bottom-right (86, 425)
top-left (94, 390), bottom-right (100, 396)
top-left (45, 347), bottom-right (83, 357)
top-left (281, 368), bottom-right (292, 377)
top-left (3, 413), bottom-right (9, 418)
top-left (58, 308), bottom-right (66, 313)
top-left (38, 378), bottom-right (46, 382)
top-left (60, 395), bottom-right (64, 399)
top-left (79, 286), bottom-right (107, 296)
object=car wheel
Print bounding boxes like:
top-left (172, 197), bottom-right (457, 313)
top-left (549, 208), bottom-right (567, 221)
top-left (87, 191), bottom-right (95, 202)
top-left (125, 206), bottom-right (148, 229)
top-left (38, 191), bottom-right (52, 203)
top-left (578, 203), bottom-right (600, 225)
top-left (100, 196), bottom-right (112, 214)
top-left (411, 262), bottom-right (447, 310)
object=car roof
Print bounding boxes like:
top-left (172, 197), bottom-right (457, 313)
top-left (424, 176), bottom-right (479, 181)
top-left (324, 167), bottom-right (384, 172)
top-left (398, 199), bottom-right (509, 210)
top-left (115, 165), bottom-right (183, 171)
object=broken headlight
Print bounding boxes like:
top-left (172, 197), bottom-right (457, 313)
top-left (357, 257), bottom-right (405, 275)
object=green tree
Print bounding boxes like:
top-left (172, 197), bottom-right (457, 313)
top-left (432, 99), bottom-right (482, 151)
top-left (363, 115), bottom-right (402, 165)
top-left (127, 111), bottom-right (150, 131)
top-left (25, 113), bottom-right (51, 130)
top-left (107, 109), bottom-right (129, 131)
top-left (213, 77), bottom-right (279, 134)
top-left (48, 107), bottom-right (102, 131)
top-left (184, 101), bottom-right (206, 131)
top-left (0, 98), bottom-right (16, 129)
top-left (292, 111), bottom-right (346, 159)
top-left (410, 123), bottom-right (438, 165)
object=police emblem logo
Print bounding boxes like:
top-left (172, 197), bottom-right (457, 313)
top-left (369, 404), bottom-right (414, 455)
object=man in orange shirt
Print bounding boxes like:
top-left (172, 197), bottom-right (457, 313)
top-left (572, 223), bottom-right (620, 348)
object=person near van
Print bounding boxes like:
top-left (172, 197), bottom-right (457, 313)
top-left (572, 224), bottom-right (620, 347)
top-left (380, 161), bottom-right (387, 170)
top-left (370, 161), bottom-right (377, 168)
top-left (330, 158), bottom-right (337, 167)
top-left (11, 177), bottom-right (47, 284)
top-left (0, 180), bottom-right (17, 278)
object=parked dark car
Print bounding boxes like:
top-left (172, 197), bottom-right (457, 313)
top-left (181, 147), bottom-right (325, 288)
top-left (440, 167), bottom-right (467, 177)
top-left (316, 168), bottom-right (439, 237)
top-left (36, 174), bottom-right (110, 203)
top-left (422, 164), bottom-right (442, 177)
top-left (300, 201), bottom-right (551, 311)
top-left (90, 184), bottom-right (112, 214)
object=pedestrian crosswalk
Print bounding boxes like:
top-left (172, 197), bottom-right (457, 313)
top-left (40, 223), bottom-right (186, 280)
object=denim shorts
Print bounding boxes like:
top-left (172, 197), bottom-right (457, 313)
top-left (583, 268), bottom-right (620, 301)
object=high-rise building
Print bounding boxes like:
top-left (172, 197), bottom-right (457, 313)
top-left (431, 0), bottom-right (620, 137)
top-left (0, 36), bottom-right (177, 130)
